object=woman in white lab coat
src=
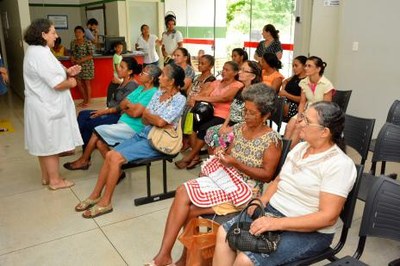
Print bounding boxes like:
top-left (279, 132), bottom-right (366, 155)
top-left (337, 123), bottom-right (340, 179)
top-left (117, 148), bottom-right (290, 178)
top-left (23, 18), bottom-right (82, 190)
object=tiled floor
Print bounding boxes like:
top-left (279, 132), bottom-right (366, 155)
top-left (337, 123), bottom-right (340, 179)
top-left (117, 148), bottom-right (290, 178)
top-left (0, 92), bottom-right (399, 266)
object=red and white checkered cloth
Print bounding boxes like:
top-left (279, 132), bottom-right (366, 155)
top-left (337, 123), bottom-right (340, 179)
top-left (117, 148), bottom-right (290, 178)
top-left (184, 157), bottom-right (252, 208)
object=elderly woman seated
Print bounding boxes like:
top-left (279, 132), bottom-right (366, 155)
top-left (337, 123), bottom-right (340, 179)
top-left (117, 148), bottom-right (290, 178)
top-left (147, 83), bottom-right (282, 266)
top-left (74, 64), bottom-right (186, 218)
top-left (213, 101), bottom-right (357, 266)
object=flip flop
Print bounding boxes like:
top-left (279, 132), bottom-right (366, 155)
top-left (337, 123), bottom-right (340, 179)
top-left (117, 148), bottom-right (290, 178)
top-left (82, 204), bottom-right (113, 218)
top-left (48, 179), bottom-right (75, 190)
top-left (174, 159), bottom-right (191, 169)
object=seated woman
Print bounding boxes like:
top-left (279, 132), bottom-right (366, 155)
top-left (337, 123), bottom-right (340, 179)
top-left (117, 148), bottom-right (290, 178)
top-left (284, 56), bottom-right (335, 149)
top-left (205, 60), bottom-right (262, 152)
top-left (231, 48), bottom-right (248, 68)
top-left (148, 83), bottom-right (282, 266)
top-left (77, 57), bottom-right (141, 151)
top-left (175, 61), bottom-right (243, 169)
top-left (279, 55), bottom-right (307, 121)
top-left (213, 101), bottom-right (357, 266)
top-left (173, 47), bottom-right (195, 94)
top-left (63, 64), bottom-right (161, 170)
top-left (181, 54), bottom-right (216, 150)
top-left (74, 63), bottom-right (186, 218)
top-left (261, 52), bottom-right (284, 93)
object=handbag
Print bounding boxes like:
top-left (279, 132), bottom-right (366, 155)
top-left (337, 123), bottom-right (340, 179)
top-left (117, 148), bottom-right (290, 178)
top-left (148, 119), bottom-right (182, 155)
top-left (191, 101), bottom-right (214, 124)
top-left (226, 198), bottom-right (281, 254)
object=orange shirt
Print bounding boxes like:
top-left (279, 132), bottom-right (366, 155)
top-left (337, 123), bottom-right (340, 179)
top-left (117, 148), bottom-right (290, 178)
top-left (262, 70), bottom-right (284, 87)
top-left (210, 80), bottom-right (243, 119)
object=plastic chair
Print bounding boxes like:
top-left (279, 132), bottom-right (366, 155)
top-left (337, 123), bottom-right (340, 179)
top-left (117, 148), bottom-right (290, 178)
top-left (326, 176), bottom-right (400, 266)
top-left (369, 99), bottom-right (400, 152)
top-left (269, 96), bottom-right (285, 133)
top-left (333, 90), bottom-right (352, 113)
top-left (358, 123), bottom-right (400, 201)
top-left (343, 114), bottom-right (375, 165)
top-left (288, 165), bottom-right (364, 266)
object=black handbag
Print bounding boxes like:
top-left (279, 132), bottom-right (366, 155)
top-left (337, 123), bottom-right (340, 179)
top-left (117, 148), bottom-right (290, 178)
top-left (226, 198), bottom-right (281, 254)
top-left (191, 101), bottom-right (214, 124)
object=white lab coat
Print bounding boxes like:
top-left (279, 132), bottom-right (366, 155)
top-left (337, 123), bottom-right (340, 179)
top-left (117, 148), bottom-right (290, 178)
top-left (23, 45), bottom-right (83, 156)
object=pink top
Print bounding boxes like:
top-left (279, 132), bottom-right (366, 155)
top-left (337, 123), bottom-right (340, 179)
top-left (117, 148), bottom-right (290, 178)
top-left (210, 80), bottom-right (243, 119)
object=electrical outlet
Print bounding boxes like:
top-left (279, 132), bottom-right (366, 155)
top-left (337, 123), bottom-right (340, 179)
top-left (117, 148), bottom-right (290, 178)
top-left (352, 42), bottom-right (359, 51)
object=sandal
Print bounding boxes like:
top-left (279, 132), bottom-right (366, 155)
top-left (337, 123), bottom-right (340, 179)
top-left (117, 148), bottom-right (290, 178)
top-left (75, 197), bottom-right (101, 212)
top-left (42, 179), bottom-right (49, 186)
top-left (82, 204), bottom-right (113, 218)
top-left (63, 161), bottom-right (90, 171)
top-left (48, 179), bottom-right (75, 190)
top-left (186, 158), bottom-right (202, 170)
top-left (174, 159), bottom-right (191, 169)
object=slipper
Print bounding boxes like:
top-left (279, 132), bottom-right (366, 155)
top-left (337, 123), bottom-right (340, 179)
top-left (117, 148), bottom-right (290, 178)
top-left (48, 179), bottom-right (75, 190)
top-left (82, 204), bottom-right (113, 218)
top-left (174, 159), bottom-right (191, 169)
top-left (75, 197), bottom-right (101, 212)
top-left (186, 158), bottom-right (202, 169)
top-left (144, 260), bottom-right (176, 266)
top-left (63, 162), bottom-right (90, 170)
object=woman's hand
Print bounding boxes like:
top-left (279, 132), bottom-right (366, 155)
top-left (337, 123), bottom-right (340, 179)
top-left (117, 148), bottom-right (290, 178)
top-left (67, 77), bottom-right (77, 88)
top-left (90, 109), bottom-right (107, 118)
top-left (67, 65), bottom-right (81, 77)
top-left (218, 152), bottom-right (235, 167)
top-left (119, 99), bottom-right (129, 111)
top-left (219, 124), bottom-right (232, 135)
top-left (249, 216), bottom-right (280, 235)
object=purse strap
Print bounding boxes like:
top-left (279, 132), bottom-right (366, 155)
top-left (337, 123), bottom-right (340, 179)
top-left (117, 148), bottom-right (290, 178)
top-left (234, 198), bottom-right (265, 231)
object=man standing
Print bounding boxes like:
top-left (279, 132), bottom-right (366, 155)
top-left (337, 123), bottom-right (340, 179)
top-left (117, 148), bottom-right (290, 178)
top-left (161, 13), bottom-right (183, 65)
top-left (85, 18), bottom-right (99, 45)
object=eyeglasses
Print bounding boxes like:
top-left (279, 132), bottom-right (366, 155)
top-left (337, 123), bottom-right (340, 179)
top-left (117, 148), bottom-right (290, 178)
top-left (239, 69), bottom-right (254, 74)
top-left (140, 71), bottom-right (150, 76)
top-left (298, 113), bottom-right (324, 128)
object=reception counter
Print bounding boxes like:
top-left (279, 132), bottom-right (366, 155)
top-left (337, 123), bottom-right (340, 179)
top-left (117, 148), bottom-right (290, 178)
top-left (59, 52), bottom-right (144, 100)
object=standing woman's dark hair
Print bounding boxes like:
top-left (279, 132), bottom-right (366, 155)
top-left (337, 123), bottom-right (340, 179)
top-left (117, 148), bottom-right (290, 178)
top-left (202, 54), bottom-right (215, 68)
top-left (244, 60), bottom-right (262, 84)
top-left (140, 24), bottom-right (148, 33)
top-left (263, 24), bottom-right (280, 40)
top-left (262, 52), bottom-right (282, 70)
top-left (23, 18), bottom-right (53, 46)
top-left (74, 25), bottom-right (85, 33)
top-left (165, 63), bottom-right (185, 89)
top-left (224, 60), bottom-right (240, 80)
top-left (311, 101), bottom-right (345, 151)
top-left (122, 57), bottom-right (142, 78)
top-left (308, 56), bottom-right (327, 76)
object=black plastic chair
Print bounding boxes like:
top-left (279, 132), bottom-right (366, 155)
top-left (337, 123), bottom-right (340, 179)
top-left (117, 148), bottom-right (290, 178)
top-left (326, 176), bottom-right (400, 266)
top-left (289, 165), bottom-right (364, 266)
top-left (269, 96), bottom-right (285, 133)
top-left (333, 90), bottom-right (352, 113)
top-left (343, 114), bottom-right (375, 165)
top-left (369, 99), bottom-right (400, 152)
top-left (358, 123), bottom-right (400, 201)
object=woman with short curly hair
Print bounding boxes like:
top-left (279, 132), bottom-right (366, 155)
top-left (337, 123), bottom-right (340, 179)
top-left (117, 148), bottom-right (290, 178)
top-left (23, 18), bottom-right (82, 190)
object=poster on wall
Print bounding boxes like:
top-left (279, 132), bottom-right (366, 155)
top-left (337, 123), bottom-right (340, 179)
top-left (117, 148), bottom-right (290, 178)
top-left (47, 15), bottom-right (68, 30)
top-left (324, 0), bottom-right (340, 6)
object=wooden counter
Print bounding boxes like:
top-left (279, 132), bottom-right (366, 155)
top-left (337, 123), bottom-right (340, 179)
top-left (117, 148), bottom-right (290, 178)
top-left (59, 53), bottom-right (144, 100)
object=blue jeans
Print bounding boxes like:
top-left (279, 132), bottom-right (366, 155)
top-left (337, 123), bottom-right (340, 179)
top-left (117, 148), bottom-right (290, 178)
top-left (77, 110), bottom-right (120, 150)
top-left (223, 204), bottom-right (334, 266)
top-left (114, 126), bottom-right (162, 162)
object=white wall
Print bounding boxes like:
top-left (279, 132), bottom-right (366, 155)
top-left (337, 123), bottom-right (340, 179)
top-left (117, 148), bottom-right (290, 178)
top-left (334, 0), bottom-right (400, 136)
